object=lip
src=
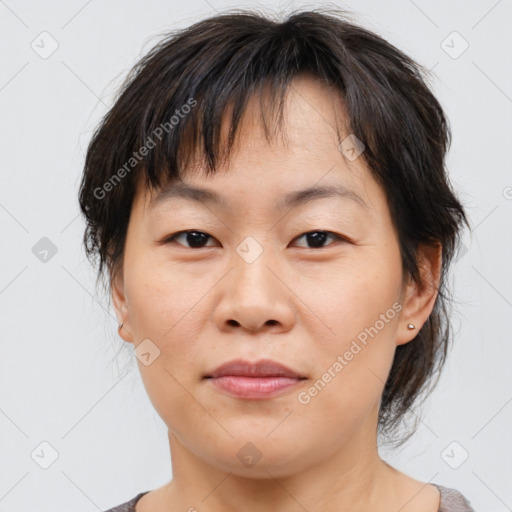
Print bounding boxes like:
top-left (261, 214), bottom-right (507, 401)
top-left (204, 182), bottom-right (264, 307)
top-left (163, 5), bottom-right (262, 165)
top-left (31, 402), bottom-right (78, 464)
top-left (204, 359), bottom-right (306, 399)
top-left (205, 358), bottom-right (304, 379)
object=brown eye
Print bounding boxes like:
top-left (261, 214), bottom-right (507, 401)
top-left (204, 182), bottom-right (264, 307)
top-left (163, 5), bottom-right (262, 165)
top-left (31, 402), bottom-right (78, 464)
top-left (292, 231), bottom-right (344, 249)
top-left (161, 230), bottom-right (346, 249)
top-left (163, 230), bottom-right (217, 248)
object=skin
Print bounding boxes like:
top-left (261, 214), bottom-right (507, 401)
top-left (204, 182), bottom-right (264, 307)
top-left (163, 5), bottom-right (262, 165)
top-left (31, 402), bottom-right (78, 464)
top-left (112, 76), bottom-right (443, 512)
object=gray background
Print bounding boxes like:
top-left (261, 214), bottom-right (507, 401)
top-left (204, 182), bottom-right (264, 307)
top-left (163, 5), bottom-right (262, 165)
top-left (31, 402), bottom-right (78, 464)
top-left (1, 0), bottom-right (511, 510)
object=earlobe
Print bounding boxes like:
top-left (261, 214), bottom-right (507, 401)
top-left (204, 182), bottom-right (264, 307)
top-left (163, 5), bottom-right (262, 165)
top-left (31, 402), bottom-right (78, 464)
top-left (111, 270), bottom-right (134, 344)
top-left (396, 242), bottom-right (442, 346)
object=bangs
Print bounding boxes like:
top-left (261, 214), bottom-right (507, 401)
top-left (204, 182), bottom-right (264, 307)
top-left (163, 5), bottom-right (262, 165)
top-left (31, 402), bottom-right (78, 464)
top-left (123, 14), bottom-right (350, 192)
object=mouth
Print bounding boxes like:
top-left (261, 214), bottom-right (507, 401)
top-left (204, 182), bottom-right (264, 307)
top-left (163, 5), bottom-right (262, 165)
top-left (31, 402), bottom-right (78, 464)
top-left (203, 358), bottom-right (307, 399)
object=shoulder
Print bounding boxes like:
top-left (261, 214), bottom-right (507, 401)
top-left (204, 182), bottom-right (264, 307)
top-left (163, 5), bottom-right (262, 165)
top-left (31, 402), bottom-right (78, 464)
top-left (102, 491), bottom-right (150, 512)
top-left (433, 484), bottom-right (476, 512)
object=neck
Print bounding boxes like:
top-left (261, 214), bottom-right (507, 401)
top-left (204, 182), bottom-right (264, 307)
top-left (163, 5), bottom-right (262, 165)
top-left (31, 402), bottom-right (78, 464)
top-left (162, 409), bottom-right (400, 512)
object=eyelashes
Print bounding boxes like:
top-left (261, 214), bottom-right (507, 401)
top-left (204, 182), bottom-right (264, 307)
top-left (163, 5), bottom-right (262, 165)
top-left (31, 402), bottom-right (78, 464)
top-left (163, 230), bottom-right (215, 249)
top-left (160, 230), bottom-right (348, 249)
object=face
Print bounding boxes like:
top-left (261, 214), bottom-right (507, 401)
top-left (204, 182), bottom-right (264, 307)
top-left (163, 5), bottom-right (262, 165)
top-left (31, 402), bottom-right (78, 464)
top-left (112, 76), bottom-right (433, 478)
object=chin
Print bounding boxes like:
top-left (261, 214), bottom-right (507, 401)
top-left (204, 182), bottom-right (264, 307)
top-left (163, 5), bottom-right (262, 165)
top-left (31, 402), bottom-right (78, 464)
top-left (199, 436), bottom-right (317, 478)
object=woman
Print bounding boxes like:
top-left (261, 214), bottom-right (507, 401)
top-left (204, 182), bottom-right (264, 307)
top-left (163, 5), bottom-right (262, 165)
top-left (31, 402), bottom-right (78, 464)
top-left (79, 7), bottom-right (475, 512)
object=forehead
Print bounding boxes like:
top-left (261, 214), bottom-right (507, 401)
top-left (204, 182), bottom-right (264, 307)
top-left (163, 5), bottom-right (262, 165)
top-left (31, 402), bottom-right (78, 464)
top-left (138, 76), bottom-right (381, 214)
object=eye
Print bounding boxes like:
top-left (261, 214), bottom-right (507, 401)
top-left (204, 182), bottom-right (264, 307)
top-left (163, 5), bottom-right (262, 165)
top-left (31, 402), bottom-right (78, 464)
top-left (162, 230), bottom-right (218, 248)
top-left (291, 230), bottom-right (345, 249)
top-left (160, 229), bottom-right (347, 249)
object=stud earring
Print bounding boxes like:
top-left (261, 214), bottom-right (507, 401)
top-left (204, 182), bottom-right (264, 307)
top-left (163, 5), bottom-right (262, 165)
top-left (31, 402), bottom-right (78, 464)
top-left (407, 323), bottom-right (416, 330)
top-left (118, 322), bottom-right (124, 335)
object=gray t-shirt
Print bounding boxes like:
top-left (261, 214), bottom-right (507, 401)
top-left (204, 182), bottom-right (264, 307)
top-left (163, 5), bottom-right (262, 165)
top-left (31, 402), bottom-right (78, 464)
top-left (103, 483), bottom-right (476, 511)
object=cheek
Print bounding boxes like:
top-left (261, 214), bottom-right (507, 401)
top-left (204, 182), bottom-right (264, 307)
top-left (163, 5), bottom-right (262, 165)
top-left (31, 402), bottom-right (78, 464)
top-left (295, 249), bottom-right (403, 352)
top-left (123, 257), bottom-right (215, 431)
top-left (293, 251), bottom-right (402, 412)
top-left (296, 298), bottom-right (399, 447)
top-left (125, 253), bottom-right (216, 343)
top-left (122, 256), bottom-right (220, 417)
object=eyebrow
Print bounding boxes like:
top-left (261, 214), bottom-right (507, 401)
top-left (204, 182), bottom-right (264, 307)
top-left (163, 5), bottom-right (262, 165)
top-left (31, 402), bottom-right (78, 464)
top-left (149, 182), bottom-right (369, 212)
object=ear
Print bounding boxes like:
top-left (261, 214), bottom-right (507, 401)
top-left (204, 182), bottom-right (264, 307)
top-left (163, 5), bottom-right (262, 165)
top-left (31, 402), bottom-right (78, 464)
top-left (111, 269), bottom-right (134, 344)
top-left (396, 242), bottom-right (442, 346)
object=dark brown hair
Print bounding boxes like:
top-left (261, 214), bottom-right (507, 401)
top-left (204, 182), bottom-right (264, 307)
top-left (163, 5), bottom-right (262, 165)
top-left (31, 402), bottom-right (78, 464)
top-left (78, 7), bottom-right (469, 445)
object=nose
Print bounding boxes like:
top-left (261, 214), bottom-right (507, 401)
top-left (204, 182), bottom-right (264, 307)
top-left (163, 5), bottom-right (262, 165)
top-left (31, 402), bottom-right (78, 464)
top-left (213, 248), bottom-right (296, 334)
